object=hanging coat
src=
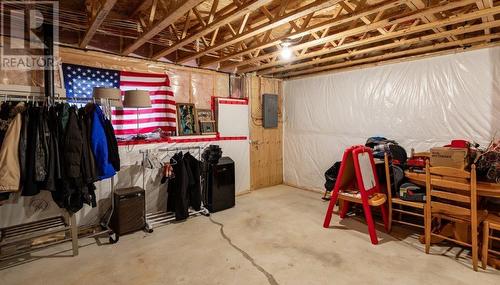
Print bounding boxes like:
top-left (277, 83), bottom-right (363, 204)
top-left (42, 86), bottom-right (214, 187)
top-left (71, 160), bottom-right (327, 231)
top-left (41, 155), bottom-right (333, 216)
top-left (43, 106), bottom-right (61, 192)
top-left (103, 117), bottom-right (120, 172)
top-left (34, 108), bottom-right (49, 182)
top-left (183, 152), bottom-right (202, 211)
top-left (64, 107), bottom-right (83, 179)
top-left (78, 107), bottom-right (97, 184)
top-left (22, 106), bottom-right (40, 196)
top-left (167, 152), bottom-right (189, 220)
top-left (0, 111), bottom-right (22, 192)
top-left (18, 107), bottom-right (29, 187)
top-left (90, 105), bottom-right (116, 180)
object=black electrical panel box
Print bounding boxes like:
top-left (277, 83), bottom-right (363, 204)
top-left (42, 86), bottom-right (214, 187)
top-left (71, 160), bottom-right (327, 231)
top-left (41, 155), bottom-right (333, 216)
top-left (205, 157), bottom-right (235, 213)
top-left (262, 93), bottom-right (278, 128)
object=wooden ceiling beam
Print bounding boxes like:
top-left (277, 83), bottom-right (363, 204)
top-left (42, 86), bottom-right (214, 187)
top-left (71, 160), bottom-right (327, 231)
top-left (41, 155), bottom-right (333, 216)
top-left (261, 19), bottom-right (500, 76)
top-left (287, 41), bottom-right (500, 79)
top-left (200, 0), bottom-right (406, 68)
top-left (122, 0), bottom-right (205, 55)
top-left (176, 0), bottom-right (340, 64)
top-left (151, 0), bottom-right (273, 60)
top-left (80, 0), bottom-right (117, 48)
top-left (208, 0), bottom-right (220, 24)
top-left (182, 10), bottom-right (192, 40)
top-left (232, 0), bottom-right (483, 72)
top-left (131, 0), bottom-right (152, 18)
top-left (246, 5), bottom-right (499, 73)
top-left (406, 0), bottom-right (457, 42)
top-left (339, 1), bottom-right (388, 36)
top-left (476, 0), bottom-right (494, 36)
top-left (282, 33), bottom-right (499, 78)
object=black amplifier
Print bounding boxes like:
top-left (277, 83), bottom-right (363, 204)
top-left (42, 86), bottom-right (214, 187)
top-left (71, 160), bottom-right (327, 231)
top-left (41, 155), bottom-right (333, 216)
top-left (110, 187), bottom-right (145, 235)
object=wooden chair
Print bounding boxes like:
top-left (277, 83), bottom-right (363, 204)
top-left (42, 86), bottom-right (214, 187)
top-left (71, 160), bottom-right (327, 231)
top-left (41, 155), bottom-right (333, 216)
top-left (482, 213), bottom-right (500, 269)
top-left (384, 153), bottom-right (425, 232)
top-left (424, 161), bottom-right (481, 271)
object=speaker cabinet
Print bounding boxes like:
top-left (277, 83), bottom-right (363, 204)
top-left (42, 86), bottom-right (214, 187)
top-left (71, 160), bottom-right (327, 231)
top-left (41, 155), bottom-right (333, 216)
top-left (206, 157), bottom-right (235, 213)
top-left (110, 187), bottom-right (145, 235)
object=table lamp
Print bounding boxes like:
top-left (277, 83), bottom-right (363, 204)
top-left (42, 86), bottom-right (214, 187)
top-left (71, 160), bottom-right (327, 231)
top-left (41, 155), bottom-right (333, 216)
top-left (92, 87), bottom-right (122, 107)
top-left (123, 90), bottom-right (152, 140)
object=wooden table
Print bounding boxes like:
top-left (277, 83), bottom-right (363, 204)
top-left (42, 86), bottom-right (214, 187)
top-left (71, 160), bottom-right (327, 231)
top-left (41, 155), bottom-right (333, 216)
top-left (404, 171), bottom-right (500, 198)
top-left (405, 170), bottom-right (500, 267)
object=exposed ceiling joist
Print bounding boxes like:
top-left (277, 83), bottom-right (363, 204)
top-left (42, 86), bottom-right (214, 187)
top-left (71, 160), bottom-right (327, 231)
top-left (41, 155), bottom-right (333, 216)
top-left (151, 0), bottom-right (273, 60)
top-left (52, 0), bottom-right (500, 78)
top-left (131, 0), bottom-right (153, 18)
top-left (122, 0), bottom-right (205, 55)
top-left (290, 41), bottom-right (500, 80)
top-left (263, 19), bottom-right (500, 76)
top-left (406, 0), bottom-right (458, 42)
top-left (476, 0), bottom-right (494, 36)
top-left (284, 33), bottom-right (499, 78)
top-left (80, 0), bottom-right (117, 48)
top-left (177, 0), bottom-right (341, 64)
top-left (200, 0), bottom-right (406, 68)
top-left (232, 0), bottom-right (485, 73)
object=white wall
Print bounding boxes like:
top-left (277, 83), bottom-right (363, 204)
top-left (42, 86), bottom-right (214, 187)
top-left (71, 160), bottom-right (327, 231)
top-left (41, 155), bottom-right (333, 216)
top-left (0, 140), bottom-right (250, 227)
top-left (283, 47), bottom-right (500, 191)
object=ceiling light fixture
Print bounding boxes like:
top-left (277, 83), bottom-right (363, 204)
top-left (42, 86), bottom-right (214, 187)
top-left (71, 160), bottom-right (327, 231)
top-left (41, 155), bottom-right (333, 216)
top-left (280, 39), bottom-right (293, 61)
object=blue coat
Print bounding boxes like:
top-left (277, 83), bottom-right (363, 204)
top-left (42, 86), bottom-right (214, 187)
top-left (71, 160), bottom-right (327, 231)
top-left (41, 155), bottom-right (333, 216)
top-left (90, 105), bottom-right (116, 180)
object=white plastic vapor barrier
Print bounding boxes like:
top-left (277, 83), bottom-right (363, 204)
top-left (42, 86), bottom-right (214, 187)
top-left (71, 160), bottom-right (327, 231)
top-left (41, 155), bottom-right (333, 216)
top-left (283, 47), bottom-right (500, 192)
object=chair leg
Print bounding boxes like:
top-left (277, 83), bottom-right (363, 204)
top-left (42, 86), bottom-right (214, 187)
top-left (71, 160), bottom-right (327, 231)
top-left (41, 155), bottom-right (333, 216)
top-left (380, 203), bottom-right (389, 233)
top-left (471, 221), bottom-right (478, 271)
top-left (425, 212), bottom-right (431, 254)
top-left (388, 201), bottom-right (393, 233)
top-left (481, 222), bottom-right (489, 270)
top-left (339, 200), bottom-right (350, 219)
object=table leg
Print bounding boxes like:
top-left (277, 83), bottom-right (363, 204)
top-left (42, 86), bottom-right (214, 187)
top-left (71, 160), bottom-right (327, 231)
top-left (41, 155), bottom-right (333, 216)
top-left (69, 214), bottom-right (79, 256)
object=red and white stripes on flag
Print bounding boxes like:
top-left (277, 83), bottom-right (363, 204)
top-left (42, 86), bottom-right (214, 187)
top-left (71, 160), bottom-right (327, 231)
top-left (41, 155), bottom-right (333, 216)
top-left (112, 71), bottom-right (176, 136)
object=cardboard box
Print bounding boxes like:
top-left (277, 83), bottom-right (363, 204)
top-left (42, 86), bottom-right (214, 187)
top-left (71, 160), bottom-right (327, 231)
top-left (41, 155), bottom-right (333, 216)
top-left (430, 147), bottom-right (468, 169)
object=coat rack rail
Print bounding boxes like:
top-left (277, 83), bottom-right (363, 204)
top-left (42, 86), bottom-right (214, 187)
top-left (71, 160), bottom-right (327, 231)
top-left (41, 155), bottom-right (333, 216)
top-left (140, 147), bottom-right (209, 233)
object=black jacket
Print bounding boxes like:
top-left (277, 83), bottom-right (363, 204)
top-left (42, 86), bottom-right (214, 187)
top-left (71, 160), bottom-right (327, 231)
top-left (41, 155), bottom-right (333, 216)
top-left (167, 152), bottom-right (189, 220)
top-left (103, 117), bottom-right (120, 172)
top-left (78, 107), bottom-right (97, 183)
top-left (22, 107), bottom-right (40, 196)
top-left (184, 152), bottom-right (201, 211)
top-left (64, 107), bottom-right (83, 179)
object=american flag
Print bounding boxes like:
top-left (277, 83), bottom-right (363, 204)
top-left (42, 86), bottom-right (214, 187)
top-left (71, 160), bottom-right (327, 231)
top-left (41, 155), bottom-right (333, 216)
top-left (62, 64), bottom-right (177, 136)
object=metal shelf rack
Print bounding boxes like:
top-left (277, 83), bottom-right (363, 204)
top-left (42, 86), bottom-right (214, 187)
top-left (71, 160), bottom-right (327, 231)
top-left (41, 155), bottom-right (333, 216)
top-left (140, 146), bottom-right (209, 232)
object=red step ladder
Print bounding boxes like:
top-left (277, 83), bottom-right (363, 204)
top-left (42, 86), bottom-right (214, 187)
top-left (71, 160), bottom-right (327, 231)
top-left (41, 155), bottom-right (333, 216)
top-left (323, 145), bottom-right (389, 245)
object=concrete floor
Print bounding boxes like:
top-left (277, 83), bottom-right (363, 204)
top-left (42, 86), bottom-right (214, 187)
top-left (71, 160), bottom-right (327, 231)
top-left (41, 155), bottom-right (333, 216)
top-left (1, 185), bottom-right (499, 284)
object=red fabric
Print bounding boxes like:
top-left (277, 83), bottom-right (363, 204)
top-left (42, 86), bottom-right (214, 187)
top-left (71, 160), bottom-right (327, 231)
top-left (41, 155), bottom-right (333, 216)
top-left (113, 71), bottom-right (176, 136)
top-left (117, 134), bottom-right (247, 146)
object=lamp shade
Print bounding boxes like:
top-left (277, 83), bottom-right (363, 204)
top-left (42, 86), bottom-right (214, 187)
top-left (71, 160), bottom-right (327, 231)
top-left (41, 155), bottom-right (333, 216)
top-left (93, 87), bottom-right (121, 100)
top-left (93, 87), bottom-right (123, 107)
top-left (123, 90), bottom-right (151, 108)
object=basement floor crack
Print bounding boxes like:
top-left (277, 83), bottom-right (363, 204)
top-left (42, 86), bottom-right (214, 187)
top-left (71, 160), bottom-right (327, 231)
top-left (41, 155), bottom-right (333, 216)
top-left (209, 216), bottom-right (279, 285)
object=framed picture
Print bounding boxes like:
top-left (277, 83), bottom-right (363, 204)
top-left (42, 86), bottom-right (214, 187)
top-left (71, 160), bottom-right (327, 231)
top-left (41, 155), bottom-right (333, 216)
top-left (196, 109), bottom-right (213, 122)
top-left (176, 103), bottom-right (199, 136)
top-left (200, 121), bottom-right (216, 135)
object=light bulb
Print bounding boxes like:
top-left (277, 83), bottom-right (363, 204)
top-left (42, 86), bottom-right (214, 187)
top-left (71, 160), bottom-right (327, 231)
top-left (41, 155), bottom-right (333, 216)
top-left (280, 46), bottom-right (292, 60)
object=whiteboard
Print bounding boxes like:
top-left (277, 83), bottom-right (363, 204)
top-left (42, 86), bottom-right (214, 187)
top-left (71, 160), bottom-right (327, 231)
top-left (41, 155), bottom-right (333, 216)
top-left (357, 152), bottom-right (376, 191)
top-left (217, 99), bottom-right (249, 137)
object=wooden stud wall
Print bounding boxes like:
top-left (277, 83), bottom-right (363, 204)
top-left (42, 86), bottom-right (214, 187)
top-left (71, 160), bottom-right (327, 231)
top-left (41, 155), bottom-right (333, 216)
top-left (248, 75), bottom-right (283, 190)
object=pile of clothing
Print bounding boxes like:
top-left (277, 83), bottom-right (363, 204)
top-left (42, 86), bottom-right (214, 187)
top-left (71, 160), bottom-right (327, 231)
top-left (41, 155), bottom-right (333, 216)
top-left (0, 102), bottom-right (120, 213)
top-left (166, 152), bottom-right (202, 221)
top-left (476, 140), bottom-right (500, 183)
